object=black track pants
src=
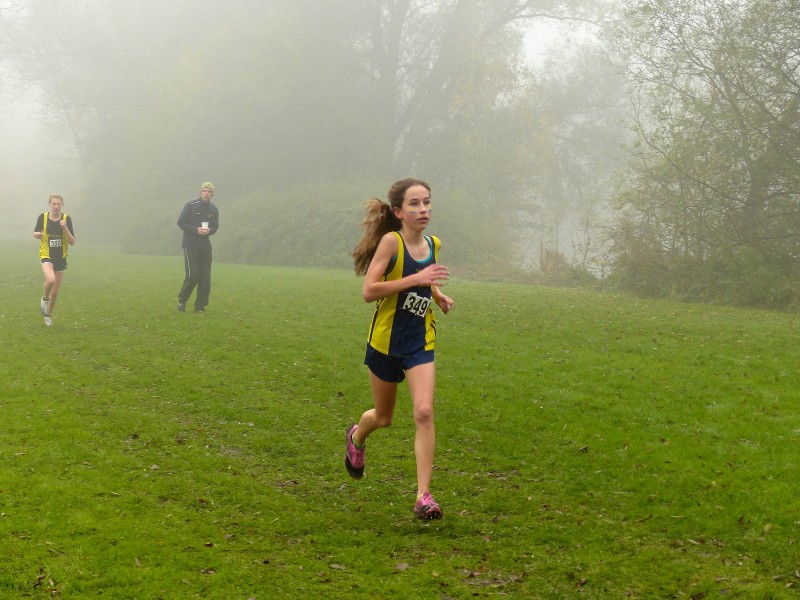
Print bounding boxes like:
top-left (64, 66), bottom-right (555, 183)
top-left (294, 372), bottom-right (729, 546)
top-left (177, 247), bottom-right (212, 309)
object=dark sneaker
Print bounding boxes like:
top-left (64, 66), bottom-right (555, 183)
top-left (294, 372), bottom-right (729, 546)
top-left (40, 297), bottom-right (49, 316)
top-left (414, 492), bottom-right (443, 520)
top-left (177, 302), bottom-right (186, 312)
top-left (345, 424), bottom-right (365, 479)
top-left (194, 307), bottom-right (206, 313)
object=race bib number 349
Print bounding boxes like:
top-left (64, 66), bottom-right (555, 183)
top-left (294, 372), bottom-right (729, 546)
top-left (402, 292), bottom-right (432, 317)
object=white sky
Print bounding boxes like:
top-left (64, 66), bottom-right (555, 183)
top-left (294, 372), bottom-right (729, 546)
top-left (524, 21), bottom-right (564, 66)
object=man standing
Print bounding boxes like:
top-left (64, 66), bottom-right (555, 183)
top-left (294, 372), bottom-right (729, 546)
top-left (177, 182), bottom-right (219, 313)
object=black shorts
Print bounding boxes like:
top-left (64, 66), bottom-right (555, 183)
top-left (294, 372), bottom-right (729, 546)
top-left (364, 344), bottom-right (434, 383)
top-left (42, 257), bottom-right (68, 272)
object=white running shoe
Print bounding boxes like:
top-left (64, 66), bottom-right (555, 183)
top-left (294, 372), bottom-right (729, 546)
top-left (40, 297), bottom-right (49, 316)
top-left (44, 316), bottom-right (53, 327)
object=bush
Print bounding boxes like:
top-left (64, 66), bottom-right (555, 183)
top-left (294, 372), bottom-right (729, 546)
top-left (117, 179), bottom-right (517, 279)
top-left (607, 242), bottom-right (800, 310)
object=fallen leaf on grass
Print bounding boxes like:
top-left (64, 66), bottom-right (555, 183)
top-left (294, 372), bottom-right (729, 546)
top-left (199, 568), bottom-right (216, 575)
top-left (394, 563), bottom-right (410, 572)
top-left (329, 564), bottom-right (346, 571)
top-left (464, 570), bottom-right (482, 578)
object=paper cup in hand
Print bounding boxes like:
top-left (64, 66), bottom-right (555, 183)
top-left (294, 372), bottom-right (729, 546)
top-left (201, 222), bottom-right (209, 228)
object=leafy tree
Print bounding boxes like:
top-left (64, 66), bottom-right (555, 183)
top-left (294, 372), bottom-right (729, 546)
top-left (608, 0), bottom-right (800, 307)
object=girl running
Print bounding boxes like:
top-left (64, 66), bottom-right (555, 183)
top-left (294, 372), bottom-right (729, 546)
top-left (346, 178), bottom-right (454, 520)
top-left (33, 194), bottom-right (76, 327)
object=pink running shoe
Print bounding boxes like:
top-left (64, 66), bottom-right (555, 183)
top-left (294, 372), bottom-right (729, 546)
top-left (345, 424), bottom-right (365, 479)
top-left (414, 492), bottom-right (443, 520)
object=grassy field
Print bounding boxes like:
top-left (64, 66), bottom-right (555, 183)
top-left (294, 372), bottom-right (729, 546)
top-left (1, 239), bottom-right (799, 599)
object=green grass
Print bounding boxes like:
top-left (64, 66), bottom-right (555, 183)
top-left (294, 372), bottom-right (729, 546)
top-left (1, 239), bottom-right (799, 599)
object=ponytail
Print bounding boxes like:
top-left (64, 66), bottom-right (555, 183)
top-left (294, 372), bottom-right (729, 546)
top-left (352, 199), bottom-right (400, 275)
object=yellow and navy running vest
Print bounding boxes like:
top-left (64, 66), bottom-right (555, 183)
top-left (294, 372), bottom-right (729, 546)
top-left (367, 232), bottom-right (440, 357)
top-left (38, 212), bottom-right (71, 260)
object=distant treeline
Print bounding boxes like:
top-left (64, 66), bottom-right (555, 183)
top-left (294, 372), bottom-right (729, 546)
top-left (2, 1), bottom-right (798, 308)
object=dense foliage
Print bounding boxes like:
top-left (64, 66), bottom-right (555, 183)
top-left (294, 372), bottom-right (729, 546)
top-left (607, 0), bottom-right (800, 308)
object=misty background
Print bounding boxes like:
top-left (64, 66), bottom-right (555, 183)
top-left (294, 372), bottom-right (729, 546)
top-left (1, 1), bottom-right (798, 308)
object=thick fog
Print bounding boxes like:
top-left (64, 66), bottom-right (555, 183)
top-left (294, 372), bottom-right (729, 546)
top-left (0, 12), bottom-right (563, 228)
top-left (2, 0), bottom-right (798, 307)
top-left (0, 97), bottom-right (77, 233)
top-left (1, 2), bottom-right (617, 265)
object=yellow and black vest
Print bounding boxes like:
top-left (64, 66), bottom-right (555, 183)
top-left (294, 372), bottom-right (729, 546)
top-left (367, 232), bottom-right (440, 357)
top-left (38, 212), bottom-right (71, 260)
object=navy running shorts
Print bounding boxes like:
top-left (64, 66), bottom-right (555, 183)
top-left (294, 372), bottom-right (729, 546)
top-left (364, 344), bottom-right (434, 383)
top-left (41, 257), bottom-right (68, 272)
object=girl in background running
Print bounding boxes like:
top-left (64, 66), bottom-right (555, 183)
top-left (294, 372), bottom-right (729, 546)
top-left (346, 178), bottom-right (454, 520)
top-left (33, 194), bottom-right (76, 327)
